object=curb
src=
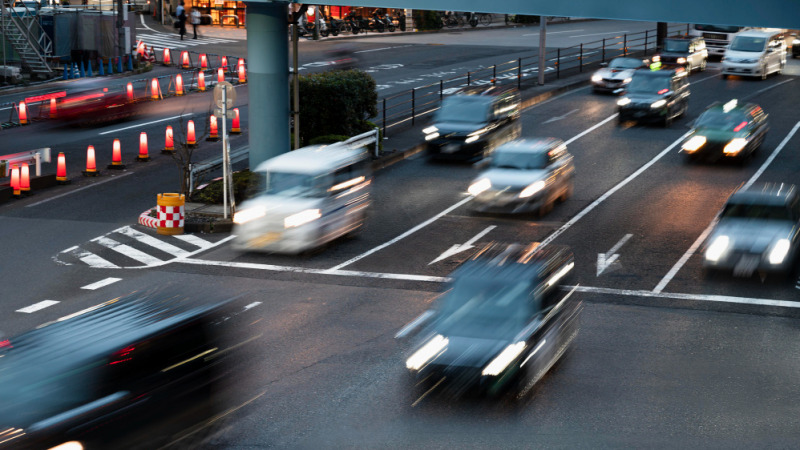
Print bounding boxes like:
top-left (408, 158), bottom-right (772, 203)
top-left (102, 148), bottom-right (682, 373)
top-left (138, 209), bottom-right (158, 228)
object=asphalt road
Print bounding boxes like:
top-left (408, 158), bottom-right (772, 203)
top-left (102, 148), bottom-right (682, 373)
top-left (2, 21), bottom-right (800, 447)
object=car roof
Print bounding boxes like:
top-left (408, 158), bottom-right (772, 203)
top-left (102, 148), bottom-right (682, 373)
top-left (495, 138), bottom-right (565, 155)
top-left (728, 183), bottom-right (797, 206)
top-left (703, 100), bottom-right (761, 114)
top-left (253, 143), bottom-right (368, 175)
top-left (633, 68), bottom-right (684, 78)
top-left (735, 29), bottom-right (782, 38)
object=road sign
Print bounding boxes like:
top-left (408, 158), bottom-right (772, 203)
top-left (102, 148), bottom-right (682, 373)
top-left (213, 81), bottom-right (236, 110)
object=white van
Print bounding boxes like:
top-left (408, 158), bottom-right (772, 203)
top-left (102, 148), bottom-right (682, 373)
top-left (232, 143), bottom-right (371, 254)
top-left (722, 30), bottom-right (787, 79)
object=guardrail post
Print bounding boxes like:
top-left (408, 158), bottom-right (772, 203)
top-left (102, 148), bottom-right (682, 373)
top-left (602, 38), bottom-right (606, 63)
top-left (373, 127), bottom-right (380, 158)
top-left (411, 88), bottom-right (416, 126)
top-left (624, 34), bottom-right (628, 56)
top-left (557, 48), bottom-right (560, 79)
top-left (579, 43), bottom-right (583, 72)
top-left (467, 71), bottom-right (471, 86)
top-left (492, 65), bottom-right (496, 84)
top-left (188, 163), bottom-right (194, 196)
top-left (644, 30), bottom-right (649, 55)
top-left (439, 80), bottom-right (443, 100)
top-left (382, 98), bottom-right (386, 136)
top-left (517, 58), bottom-right (522, 89)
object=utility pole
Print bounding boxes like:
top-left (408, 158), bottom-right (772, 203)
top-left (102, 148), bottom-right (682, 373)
top-left (116, 0), bottom-right (124, 58)
top-left (538, 16), bottom-right (547, 85)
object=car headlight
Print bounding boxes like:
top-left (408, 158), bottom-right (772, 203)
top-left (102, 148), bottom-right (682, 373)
top-left (465, 129), bottom-right (487, 144)
top-left (468, 178), bottom-right (491, 196)
top-left (651, 99), bottom-right (667, 109)
top-left (682, 135), bottom-right (707, 152)
top-left (425, 132), bottom-right (440, 141)
top-left (793, 38), bottom-right (800, 45)
top-left (591, 74), bottom-right (602, 82)
top-left (705, 235), bottom-right (730, 262)
top-left (652, 55), bottom-right (661, 62)
top-left (233, 206), bottom-right (266, 225)
top-left (617, 97), bottom-right (631, 106)
top-left (423, 126), bottom-right (438, 134)
top-left (519, 180), bottom-right (546, 199)
top-left (48, 443), bottom-right (84, 450)
top-left (406, 334), bottom-right (448, 371)
top-left (768, 239), bottom-right (791, 265)
top-left (482, 342), bottom-right (526, 376)
top-left (284, 209), bottom-right (321, 228)
top-left (622, 77), bottom-right (632, 84)
top-left (677, 57), bottom-right (687, 64)
top-left (723, 138), bottom-right (747, 155)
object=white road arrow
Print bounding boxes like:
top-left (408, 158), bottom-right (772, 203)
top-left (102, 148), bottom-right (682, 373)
top-left (543, 108), bottom-right (580, 124)
top-left (596, 234), bottom-right (633, 276)
top-left (429, 225), bottom-right (496, 265)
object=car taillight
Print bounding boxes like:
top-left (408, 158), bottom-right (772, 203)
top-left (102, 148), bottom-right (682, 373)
top-left (109, 345), bottom-right (135, 365)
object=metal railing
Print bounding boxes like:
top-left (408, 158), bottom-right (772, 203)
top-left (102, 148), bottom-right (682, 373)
top-left (0, 0), bottom-right (54, 72)
top-left (189, 146), bottom-right (249, 196)
top-left (376, 24), bottom-right (689, 136)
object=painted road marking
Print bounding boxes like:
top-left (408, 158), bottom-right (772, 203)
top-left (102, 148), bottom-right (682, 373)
top-left (117, 226), bottom-right (191, 257)
top-left (571, 285), bottom-right (800, 308)
top-left (522, 29), bottom-right (584, 36)
top-left (429, 225), bottom-right (496, 265)
top-left (654, 121), bottom-right (800, 293)
top-left (81, 277), bottom-right (122, 290)
top-left (543, 108), bottom-right (580, 124)
top-left (597, 233), bottom-right (633, 276)
top-left (61, 246), bottom-right (120, 269)
top-left (92, 236), bottom-right (165, 266)
top-left (173, 234), bottom-right (214, 249)
top-left (99, 114), bottom-right (191, 136)
top-left (570, 30), bottom-right (629, 38)
top-left (26, 172), bottom-right (134, 208)
top-left (17, 300), bottom-right (60, 313)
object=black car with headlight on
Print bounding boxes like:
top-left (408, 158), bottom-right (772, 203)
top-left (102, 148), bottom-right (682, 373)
top-left (400, 242), bottom-right (580, 397)
top-left (681, 99), bottom-right (769, 163)
top-left (617, 68), bottom-right (690, 127)
top-left (703, 183), bottom-right (800, 278)
top-left (424, 85), bottom-right (521, 161)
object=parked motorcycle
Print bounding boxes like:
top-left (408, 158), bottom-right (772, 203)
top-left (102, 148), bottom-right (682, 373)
top-left (345, 11), bottom-right (361, 35)
top-left (382, 13), bottom-right (396, 32)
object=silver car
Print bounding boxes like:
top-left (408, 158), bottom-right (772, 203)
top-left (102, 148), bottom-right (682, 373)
top-left (467, 139), bottom-right (575, 216)
top-left (590, 57), bottom-right (647, 93)
top-left (703, 183), bottom-right (800, 277)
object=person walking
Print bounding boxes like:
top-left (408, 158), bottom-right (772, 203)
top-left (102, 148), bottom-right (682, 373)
top-left (191, 7), bottom-right (201, 39)
top-left (176, 0), bottom-right (187, 40)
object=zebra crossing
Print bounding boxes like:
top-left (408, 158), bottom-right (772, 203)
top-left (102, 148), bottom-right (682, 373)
top-left (55, 225), bottom-right (233, 269)
top-left (136, 31), bottom-right (241, 50)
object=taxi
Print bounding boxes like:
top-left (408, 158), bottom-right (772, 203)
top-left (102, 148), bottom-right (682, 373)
top-left (680, 99), bottom-right (769, 163)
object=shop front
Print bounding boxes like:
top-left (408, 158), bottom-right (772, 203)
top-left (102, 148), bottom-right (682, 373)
top-left (191, 0), bottom-right (245, 27)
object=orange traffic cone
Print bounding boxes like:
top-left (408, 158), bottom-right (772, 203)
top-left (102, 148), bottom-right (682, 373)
top-left (126, 82), bottom-right (134, 101)
top-left (221, 55), bottom-right (228, 72)
top-left (19, 163), bottom-right (30, 192)
top-left (200, 53), bottom-right (208, 69)
top-left (231, 108), bottom-right (241, 134)
top-left (207, 115), bottom-right (219, 141)
top-left (181, 51), bottom-right (190, 69)
top-left (238, 64), bottom-right (246, 83)
top-left (163, 48), bottom-right (171, 65)
top-left (175, 74), bottom-right (184, 96)
top-left (10, 165), bottom-right (20, 197)
top-left (197, 71), bottom-right (206, 92)
top-left (217, 67), bottom-right (224, 83)
top-left (138, 132), bottom-right (150, 161)
top-left (83, 145), bottom-right (99, 176)
top-left (49, 98), bottom-right (57, 119)
top-left (56, 152), bottom-right (69, 184)
top-left (163, 126), bottom-right (175, 154)
top-left (187, 120), bottom-right (197, 147)
top-left (18, 101), bottom-right (28, 125)
top-left (108, 138), bottom-right (126, 169)
top-left (150, 78), bottom-right (160, 100)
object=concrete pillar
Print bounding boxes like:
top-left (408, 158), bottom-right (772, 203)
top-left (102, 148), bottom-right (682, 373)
top-left (245, 2), bottom-right (289, 168)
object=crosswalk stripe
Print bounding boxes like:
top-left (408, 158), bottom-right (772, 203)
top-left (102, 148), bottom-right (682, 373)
top-left (137, 33), bottom-right (239, 49)
top-left (92, 236), bottom-right (164, 266)
top-left (173, 234), bottom-right (214, 249)
top-left (117, 226), bottom-right (191, 258)
top-left (67, 247), bottom-right (120, 268)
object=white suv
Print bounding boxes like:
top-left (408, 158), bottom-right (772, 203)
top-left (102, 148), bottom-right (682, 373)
top-left (722, 30), bottom-right (786, 79)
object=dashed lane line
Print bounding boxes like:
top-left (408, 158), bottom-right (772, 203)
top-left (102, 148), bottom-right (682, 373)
top-left (81, 277), bottom-right (123, 290)
top-left (17, 300), bottom-right (60, 313)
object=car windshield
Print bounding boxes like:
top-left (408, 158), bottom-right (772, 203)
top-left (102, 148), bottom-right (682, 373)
top-left (259, 171), bottom-right (325, 198)
top-left (729, 36), bottom-right (767, 52)
top-left (609, 58), bottom-right (643, 70)
top-left (694, 24), bottom-right (743, 33)
top-left (721, 203), bottom-right (792, 221)
top-left (436, 96), bottom-right (491, 124)
top-left (436, 278), bottom-right (536, 339)
top-left (664, 40), bottom-right (690, 52)
top-left (627, 75), bottom-right (670, 94)
top-left (695, 110), bottom-right (749, 131)
top-left (492, 151), bottom-right (548, 170)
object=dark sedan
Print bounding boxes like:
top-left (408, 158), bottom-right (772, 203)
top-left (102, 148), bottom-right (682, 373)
top-left (681, 99), bottom-right (769, 163)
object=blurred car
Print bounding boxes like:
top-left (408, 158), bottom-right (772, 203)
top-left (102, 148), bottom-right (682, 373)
top-left (721, 30), bottom-right (786, 79)
top-left (402, 242), bottom-right (580, 397)
top-left (424, 85), bottom-right (521, 161)
top-left (616, 68), bottom-right (690, 127)
top-left (467, 138), bottom-right (574, 216)
top-left (792, 33), bottom-right (800, 58)
top-left (681, 99), bottom-right (769, 163)
top-left (56, 83), bottom-right (142, 125)
top-left (325, 45), bottom-right (359, 70)
top-left (703, 183), bottom-right (800, 277)
top-left (652, 36), bottom-right (708, 72)
top-left (0, 290), bottom-right (257, 449)
top-left (232, 142), bottom-right (371, 254)
top-left (590, 57), bottom-right (648, 93)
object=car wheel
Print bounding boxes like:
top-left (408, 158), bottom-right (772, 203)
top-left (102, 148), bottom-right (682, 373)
top-left (699, 58), bottom-right (707, 71)
top-left (538, 199), bottom-right (554, 217)
top-left (559, 181), bottom-right (574, 202)
top-left (721, 73), bottom-right (729, 80)
top-left (761, 64), bottom-right (768, 80)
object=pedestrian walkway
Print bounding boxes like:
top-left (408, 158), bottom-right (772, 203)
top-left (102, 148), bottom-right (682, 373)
top-left (136, 31), bottom-right (241, 49)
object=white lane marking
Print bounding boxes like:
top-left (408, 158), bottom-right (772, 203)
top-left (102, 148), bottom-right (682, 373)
top-left (81, 277), bottom-right (122, 290)
top-left (244, 301), bottom-right (262, 311)
top-left (173, 234), bottom-right (214, 249)
top-left (429, 225), bottom-right (496, 265)
top-left (179, 258), bottom-right (450, 283)
top-left (139, 13), bottom-right (158, 32)
top-left (117, 226), bottom-right (191, 257)
top-left (597, 233), bottom-right (633, 276)
top-left (65, 247), bottom-right (120, 268)
top-left (395, 310), bottom-right (435, 339)
top-left (328, 196), bottom-right (474, 271)
top-left (538, 131), bottom-right (691, 250)
top-left (99, 114), bottom-right (191, 135)
top-left (570, 285), bottom-right (800, 308)
top-left (354, 45), bottom-right (411, 53)
top-left (564, 113), bottom-right (617, 145)
top-left (741, 78), bottom-right (794, 102)
top-left (543, 108), bottom-right (580, 124)
top-left (17, 300), bottom-right (60, 313)
top-left (26, 172), bottom-right (135, 208)
top-left (92, 236), bottom-right (164, 266)
top-left (570, 30), bottom-right (629, 38)
top-left (522, 29), bottom-right (584, 36)
top-left (654, 121), bottom-right (800, 293)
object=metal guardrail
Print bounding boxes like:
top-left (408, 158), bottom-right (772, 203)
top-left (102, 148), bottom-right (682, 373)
top-left (0, 147), bottom-right (51, 177)
top-left (376, 24), bottom-right (690, 137)
top-left (188, 146), bottom-right (249, 196)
